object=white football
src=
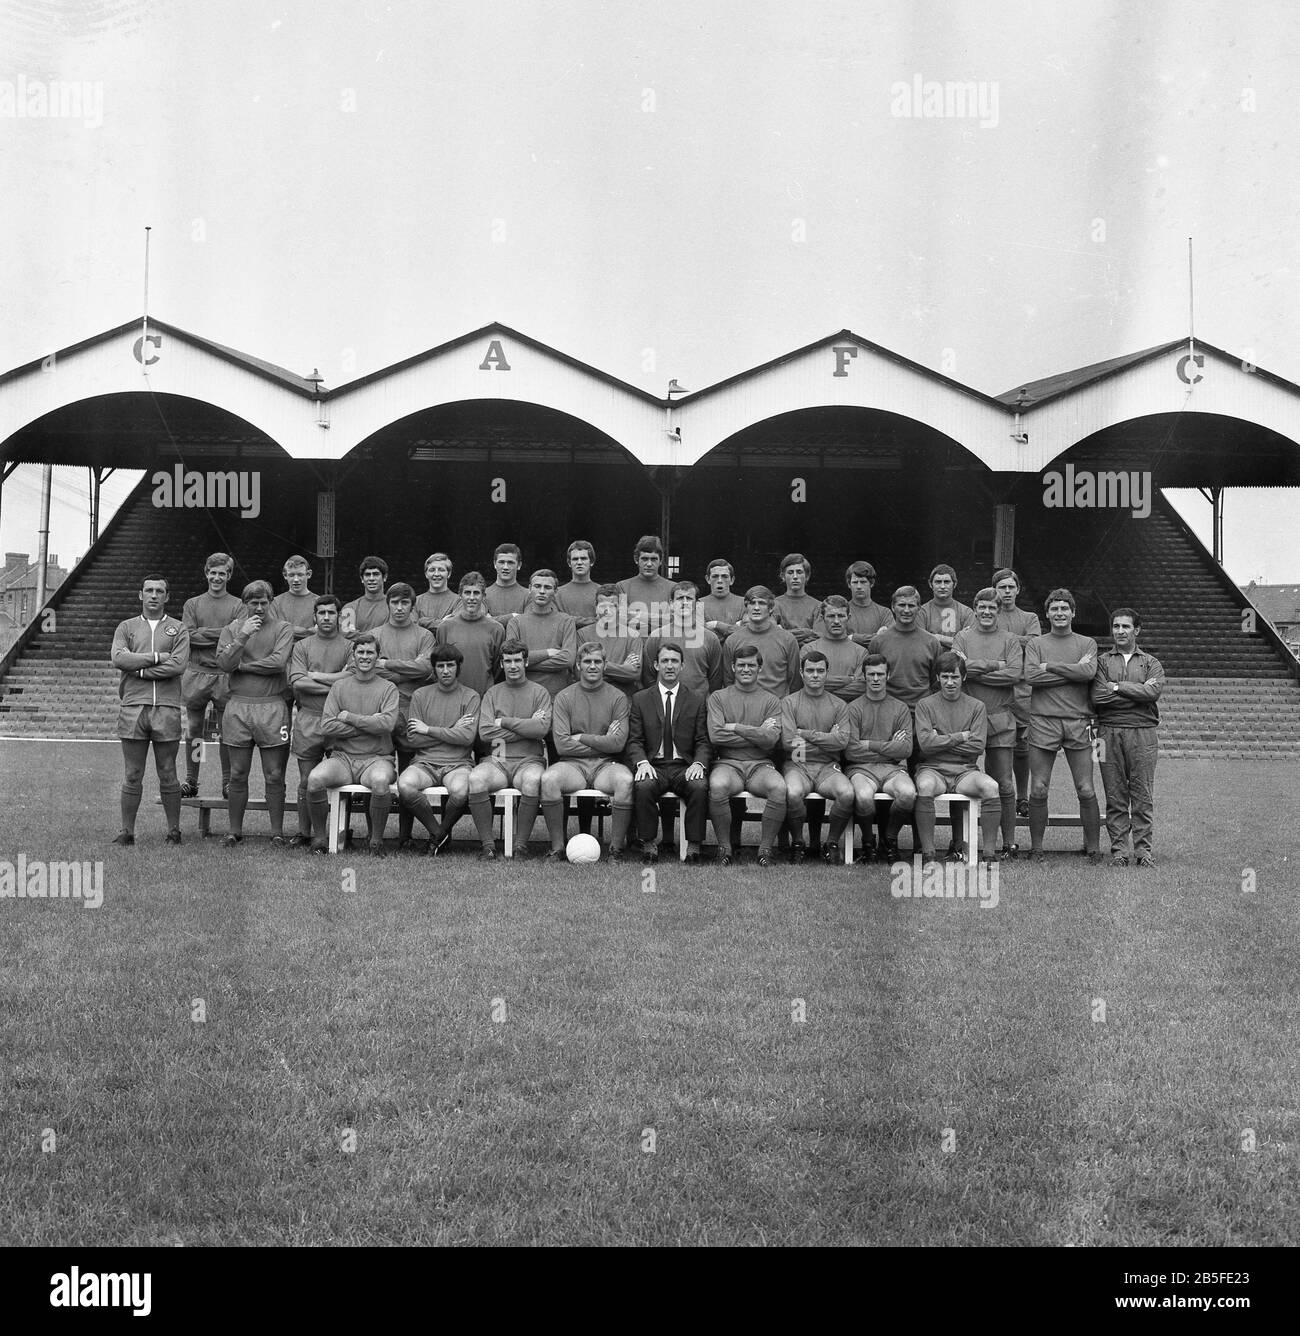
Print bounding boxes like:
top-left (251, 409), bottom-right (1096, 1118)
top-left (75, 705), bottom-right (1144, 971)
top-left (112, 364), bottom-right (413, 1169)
top-left (565, 833), bottom-right (602, 864)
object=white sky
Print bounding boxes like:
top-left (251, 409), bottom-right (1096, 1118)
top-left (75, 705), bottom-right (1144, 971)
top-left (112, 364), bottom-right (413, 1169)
top-left (2, 0), bottom-right (1298, 582)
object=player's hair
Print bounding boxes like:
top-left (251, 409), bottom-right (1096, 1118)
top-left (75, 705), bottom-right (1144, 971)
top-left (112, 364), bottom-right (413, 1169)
top-left (655, 640), bottom-right (685, 662)
top-left (431, 643), bottom-right (464, 668)
top-left (706, 558), bottom-right (735, 580)
top-left (671, 581), bottom-right (698, 598)
top-left (282, 555), bottom-right (310, 573)
top-left (353, 632), bottom-right (379, 650)
top-left (892, 585), bottom-right (921, 605)
top-left (566, 540), bottom-right (595, 562)
top-left (576, 640), bottom-right (606, 661)
top-left (743, 585), bottom-right (775, 606)
top-left (929, 563), bottom-right (957, 583)
top-left (313, 593), bottom-right (341, 613)
top-left (800, 648), bottom-right (829, 668)
top-left (633, 534), bottom-right (664, 558)
top-left (845, 560), bottom-right (877, 584)
top-left (935, 651), bottom-right (967, 678)
top-left (499, 638), bottom-right (528, 661)
top-left (358, 555), bottom-right (388, 578)
top-left (424, 552), bottom-right (453, 572)
top-left (494, 543), bottom-right (521, 561)
top-left (459, 571), bottom-right (486, 593)
top-left (974, 587), bottom-right (998, 606)
top-left (823, 594), bottom-right (849, 611)
top-left (1111, 606), bottom-right (1141, 629)
top-left (595, 583), bottom-right (622, 600)
top-left (242, 579), bottom-right (273, 602)
top-left (1045, 587), bottom-right (1077, 613)
top-left (863, 653), bottom-right (888, 670)
top-left (141, 574), bottom-right (169, 593)
top-left (992, 568), bottom-right (1020, 589)
top-left (731, 642), bottom-right (764, 668)
top-left (387, 582), bottom-right (416, 603)
top-left (529, 569), bottom-right (558, 585)
top-left (780, 552), bottom-right (811, 581)
top-left (204, 552), bottom-right (234, 573)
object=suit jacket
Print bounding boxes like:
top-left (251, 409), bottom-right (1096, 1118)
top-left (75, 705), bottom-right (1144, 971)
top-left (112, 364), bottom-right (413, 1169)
top-left (628, 683), bottom-right (712, 769)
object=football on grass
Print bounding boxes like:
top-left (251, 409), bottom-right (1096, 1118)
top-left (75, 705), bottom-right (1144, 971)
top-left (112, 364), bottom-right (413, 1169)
top-left (565, 833), bottom-right (602, 864)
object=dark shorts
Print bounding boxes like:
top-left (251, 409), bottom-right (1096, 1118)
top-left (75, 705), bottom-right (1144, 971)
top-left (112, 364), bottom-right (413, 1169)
top-left (474, 755), bottom-right (545, 788)
top-left (223, 698), bottom-right (291, 749)
top-left (915, 766), bottom-right (982, 794)
top-left (847, 762), bottom-right (909, 789)
top-left (550, 757), bottom-right (629, 788)
top-left (1028, 716), bottom-right (1092, 752)
top-left (182, 667), bottom-right (230, 711)
top-left (117, 704), bottom-right (182, 743)
top-left (713, 758), bottom-right (777, 789)
top-left (402, 761), bottom-right (473, 789)
top-left (783, 760), bottom-right (846, 791)
top-left (292, 708), bottom-right (327, 761)
top-left (985, 708), bottom-right (1017, 750)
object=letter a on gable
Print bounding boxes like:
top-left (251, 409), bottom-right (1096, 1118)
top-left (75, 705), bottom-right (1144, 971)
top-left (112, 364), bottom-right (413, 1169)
top-left (479, 340), bottom-right (511, 371)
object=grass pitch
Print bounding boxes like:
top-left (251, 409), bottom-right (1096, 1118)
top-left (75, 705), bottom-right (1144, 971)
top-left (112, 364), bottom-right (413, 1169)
top-left (0, 740), bottom-right (1296, 1245)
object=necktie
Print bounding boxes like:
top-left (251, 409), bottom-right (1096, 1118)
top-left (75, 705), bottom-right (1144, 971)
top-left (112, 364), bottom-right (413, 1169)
top-left (662, 689), bottom-right (674, 762)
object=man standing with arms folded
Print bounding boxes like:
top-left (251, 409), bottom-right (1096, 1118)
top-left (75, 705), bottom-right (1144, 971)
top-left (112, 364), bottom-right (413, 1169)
top-left (917, 564), bottom-right (974, 651)
top-left (993, 568), bottom-right (1041, 821)
top-left (590, 584), bottom-right (645, 698)
top-left (619, 534), bottom-right (675, 635)
top-left (699, 559), bottom-right (747, 642)
top-left (953, 587), bottom-right (1024, 857)
top-left (111, 575), bottom-right (190, 845)
top-left (641, 581), bottom-right (724, 696)
top-left (415, 552), bottom-right (463, 630)
top-left (271, 555), bottom-right (319, 641)
top-left (307, 634), bottom-right (399, 857)
top-left (722, 587), bottom-right (801, 697)
top-left (629, 640), bottom-right (711, 864)
top-left (773, 553), bottom-right (821, 644)
top-left (341, 556), bottom-right (390, 639)
top-left (1024, 588), bottom-right (1102, 864)
top-left (1091, 608), bottom-right (1163, 867)
top-left (180, 551), bottom-right (243, 799)
top-left (288, 594), bottom-right (352, 847)
top-left (216, 581), bottom-right (295, 846)
top-left (437, 573), bottom-right (505, 698)
top-left (808, 595), bottom-right (868, 703)
top-left (868, 586), bottom-right (942, 714)
top-left (398, 644), bottom-right (480, 856)
top-left (485, 543), bottom-right (530, 620)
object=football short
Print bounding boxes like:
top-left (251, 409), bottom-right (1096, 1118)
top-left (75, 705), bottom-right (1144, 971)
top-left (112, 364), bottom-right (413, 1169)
top-left (117, 704), bottom-right (182, 743)
top-left (1028, 715), bottom-right (1092, 751)
top-left (475, 754), bottom-right (546, 788)
top-left (402, 760), bottom-right (473, 789)
top-left (292, 708), bottom-right (327, 761)
top-left (847, 762), bottom-right (909, 789)
top-left (713, 757), bottom-right (777, 789)
top-left (182, 667), bottom-right (230, 711)
top-left (329, 753), bottom-right (396, 786)
top-left (985, 709), bottom-right (1016, 750)
top-left (553, 757), bottom-right (628, 788)
top-left (783, 760), bottom-right (845, 791)
top-left (914, 766), bottom-right (981, 793)
top-left (222, 698), bottom-right (291, 748)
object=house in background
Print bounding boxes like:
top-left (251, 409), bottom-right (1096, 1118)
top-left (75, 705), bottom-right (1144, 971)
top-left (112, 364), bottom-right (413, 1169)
top-left (1241, 582), bottom-right (1300, 658)
top-left (0, 552), bottom-right (68, 654)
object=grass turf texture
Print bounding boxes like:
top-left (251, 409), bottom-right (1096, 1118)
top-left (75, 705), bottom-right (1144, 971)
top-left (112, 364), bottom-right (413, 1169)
top-left (1, 739), bottom-right (1296, 1246)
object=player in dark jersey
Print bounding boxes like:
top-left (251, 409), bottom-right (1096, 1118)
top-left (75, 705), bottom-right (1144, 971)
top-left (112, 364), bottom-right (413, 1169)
top-left (555, 540), bottom-right (599, 631)
top-left (397, 644), bottom-right (480, 855)
top-left (288, 594), bottom-right (352, 847)
top-left (721, 587), bottom-right (801, 696)
top-left (914, 654), bottom-right (1001, 864)
top-left (415, 552), bottom-right (463, 630)
top-left (270, 555), bottom-right (318, 643)
top-left (505, 569), bottom-right (579, 699)
top-left (953, 587), bottom-right (1023, 856)
top-left (808, 595), bottom-right (868, 702)
top-left (780, 650), bottom-right (853, 862)
top-left (341, 555), bottom-right (390, 639)
top-left (867, 587), bottom-right (942, 709)
top-left (844, 654), bottom-right (915, 862)
top-left (590, 584), bottom-right (644, 697)
top-left (699, 559), bottom-right (746, 642)
top-left (992, 568), bottom-right (1041, 820)
top-left (619, 534), bottom-right (675, 635)
top-left (485, 543), bottom-right (530, 620)
top-left (215, 581), bottom-right (294, 845)
top-left (916, 564), bottom-right (974, 650)
top-left (180, 551), bottom-right (243, 799)
top-left (774, 553), bottom-right (821, 644)
top-left (437, 572), bottom-right (505, 698)
top-left (111, 574), bottom-right (191, 845)
top-left (707, 643), bottom-right (787, 867)
top-left (1024, 588), bottom-right (1102, 864)
top-left (539, 643), bottom-right (635, 861)
top-left (641, 581), bottom-right (724, 696)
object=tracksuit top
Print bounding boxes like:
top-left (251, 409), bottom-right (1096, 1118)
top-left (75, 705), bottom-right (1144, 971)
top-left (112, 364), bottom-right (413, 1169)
top-left (112, 615), bottom-right (190, 708)
top-left (1091, 647), bottom-right (1164, 728)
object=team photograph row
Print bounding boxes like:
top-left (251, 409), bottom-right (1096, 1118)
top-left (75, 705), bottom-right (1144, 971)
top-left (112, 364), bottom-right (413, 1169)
top-left (109, 535), bottom-right (1165, 867)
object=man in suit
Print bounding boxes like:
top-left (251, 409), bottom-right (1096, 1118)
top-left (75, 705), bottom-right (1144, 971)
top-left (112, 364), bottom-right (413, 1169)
top-left (628, 640), bottom-right (711, 864)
